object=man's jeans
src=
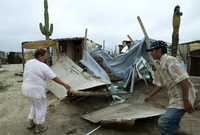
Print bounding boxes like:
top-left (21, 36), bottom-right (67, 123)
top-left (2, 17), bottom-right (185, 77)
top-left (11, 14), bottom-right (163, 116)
top-left (158, 108), bottom-right (185, 135)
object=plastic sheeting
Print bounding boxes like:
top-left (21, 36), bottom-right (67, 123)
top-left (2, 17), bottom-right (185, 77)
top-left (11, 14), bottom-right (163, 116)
top-left (81, 39), bottom-right (151, 88)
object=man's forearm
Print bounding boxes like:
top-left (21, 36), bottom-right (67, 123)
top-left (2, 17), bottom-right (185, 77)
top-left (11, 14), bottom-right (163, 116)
top-left (180, 79), bottom-right (190, 100)
top-left (148, 86), bottom-right (161, 98)
top-left (180, 79), bottom-right (193, 113)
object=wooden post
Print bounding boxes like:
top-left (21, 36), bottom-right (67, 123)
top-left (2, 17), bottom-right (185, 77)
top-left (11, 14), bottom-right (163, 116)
top-left (103, 40), bottom-right (105, 50)
top-left (137, 16), bottom-right (169, 88)
top-left (130, 66), bottom-right (135, 93)
top-left (137, 16), bottom-right (151, 48)
top-left (84, 28), bottom-right (88, 50)
top-left (68, 90), bottom-right (111, 97)
top-left (21, 43), bottom-right (25, 71)
top-left (127, 34), bottom-right (133, 42)
top-left (187, 44), bottom-right (191, 74)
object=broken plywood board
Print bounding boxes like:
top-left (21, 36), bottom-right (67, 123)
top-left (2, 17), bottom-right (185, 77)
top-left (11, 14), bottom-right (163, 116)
top-left (82, 103), bottom-right (165, 125)
top-left (47, 56), bottom-right (110, 99)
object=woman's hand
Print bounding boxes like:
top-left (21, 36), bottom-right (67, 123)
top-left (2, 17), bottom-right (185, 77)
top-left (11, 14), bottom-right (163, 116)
top-left (63, 84), bottom-right (71, 91)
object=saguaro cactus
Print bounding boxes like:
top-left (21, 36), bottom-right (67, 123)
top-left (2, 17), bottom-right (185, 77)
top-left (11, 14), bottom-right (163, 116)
top-left (39, 0), bottom-right (53, 40)
top-left (172, 5), bottom-right (182, 57)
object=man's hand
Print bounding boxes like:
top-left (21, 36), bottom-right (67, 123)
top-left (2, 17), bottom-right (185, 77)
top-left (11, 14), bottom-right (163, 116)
top-left (144, 86), bottom-right (161, 103)
top-left (144, 96), bottom-right (151, 102)
top-left (184, 100), bottom-right (193, 113)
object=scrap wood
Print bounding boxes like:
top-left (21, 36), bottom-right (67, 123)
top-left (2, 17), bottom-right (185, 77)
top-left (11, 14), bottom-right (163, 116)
top-left (127, 34), bottom-right (133, 42)
top-left (68, 89), bottom-right (111, 97)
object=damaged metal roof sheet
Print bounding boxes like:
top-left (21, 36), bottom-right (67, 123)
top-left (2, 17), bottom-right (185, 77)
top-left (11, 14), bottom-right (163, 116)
top-left (47, 56), bottom-right (111, 99)
top-left (81, 39), bottom-right (152, 89)
top-left (82, 103), bottom-right (165, 125)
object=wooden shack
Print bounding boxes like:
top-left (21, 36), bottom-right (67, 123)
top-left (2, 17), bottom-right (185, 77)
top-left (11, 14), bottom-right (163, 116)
top-left (22, 37), bottom-right (101, 67)
top-left (53, 37), bottom-right (84, 64)
top-left (178, 40), bottom-right (200, 76)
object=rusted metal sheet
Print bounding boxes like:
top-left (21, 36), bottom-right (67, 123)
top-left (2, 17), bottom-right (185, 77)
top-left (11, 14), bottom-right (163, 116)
top-left (47, 56), bottom-right (110, 99)
top-left (82, 103), bottom-right (165, 124)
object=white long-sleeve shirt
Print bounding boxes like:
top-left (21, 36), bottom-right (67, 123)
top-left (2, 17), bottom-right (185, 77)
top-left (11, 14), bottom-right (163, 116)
top-left (22, 59), bottom-right (56, 98)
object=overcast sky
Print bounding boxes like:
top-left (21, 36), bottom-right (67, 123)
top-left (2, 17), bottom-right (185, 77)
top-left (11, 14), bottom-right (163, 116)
top-left (0, 0), bottom-right (199, 52)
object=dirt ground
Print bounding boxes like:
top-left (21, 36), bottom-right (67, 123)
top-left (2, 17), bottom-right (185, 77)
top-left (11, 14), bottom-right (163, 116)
top-left (0, 64), bottom-right (200, 135)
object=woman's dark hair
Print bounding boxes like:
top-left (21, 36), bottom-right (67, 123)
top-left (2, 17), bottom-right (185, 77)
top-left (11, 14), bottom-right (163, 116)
top-left (34, 48), bottom-right (46, 58)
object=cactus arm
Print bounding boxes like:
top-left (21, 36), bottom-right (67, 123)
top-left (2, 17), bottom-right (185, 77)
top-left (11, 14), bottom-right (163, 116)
top-left (39, 23), bottom-right (45, 35)
top-left (49, 24), bottom-right (53, 36)
top-left (39, 0), bottom-right (53, 40)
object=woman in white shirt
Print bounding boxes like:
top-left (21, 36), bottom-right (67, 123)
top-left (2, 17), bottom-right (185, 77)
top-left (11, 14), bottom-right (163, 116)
top-left (22, 48), bottom-right (71, 134)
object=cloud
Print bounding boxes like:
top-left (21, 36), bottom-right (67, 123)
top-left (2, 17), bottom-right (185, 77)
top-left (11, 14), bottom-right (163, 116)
top-left (0, 0), bottom-right (199, 51)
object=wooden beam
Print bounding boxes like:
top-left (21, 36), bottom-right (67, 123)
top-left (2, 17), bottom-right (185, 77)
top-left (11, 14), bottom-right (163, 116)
top-left (68, 90), bottom-right (111, 97)
top-left (22, 40), bottom-right (57, 49)
top-left (84, 28), bottom-right (88, 50)
top-left (21, 43), bottom-right (25, 71)
top-left (137, 16), bottom-right (160, 82)
top-left (127, 34), bottom-right (133, 42)
top-left (137, 16), bottom-right (150, 47)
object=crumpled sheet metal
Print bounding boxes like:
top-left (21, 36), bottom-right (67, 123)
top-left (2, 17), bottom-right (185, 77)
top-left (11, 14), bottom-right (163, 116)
top-left (82, 103), bottom-right (165, 124)
top-left (89, 40), bottom-right (150, 81)
top-left (80, 51), bottom-right (111, 84)
top-left (81, 39), bottom-right (152, 89)
top-left (47, 56), bottom-right (110, 99)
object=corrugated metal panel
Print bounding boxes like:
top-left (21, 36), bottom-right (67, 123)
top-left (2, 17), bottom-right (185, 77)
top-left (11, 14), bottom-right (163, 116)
top-left (82, 103), bottom-right (165, 124)
top-left (47, 56), bottom-right (110, 99)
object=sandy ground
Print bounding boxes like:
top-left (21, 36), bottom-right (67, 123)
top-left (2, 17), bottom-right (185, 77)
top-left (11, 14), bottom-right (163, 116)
top-left (0, 64), bottom-right (200, 135)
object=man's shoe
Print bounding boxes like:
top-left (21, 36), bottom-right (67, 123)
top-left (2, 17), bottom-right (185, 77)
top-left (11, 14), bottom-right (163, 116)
top-left (27, 120), bottom-right (36, 130)
top-left (34, 124), bottom-right (48, 134)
